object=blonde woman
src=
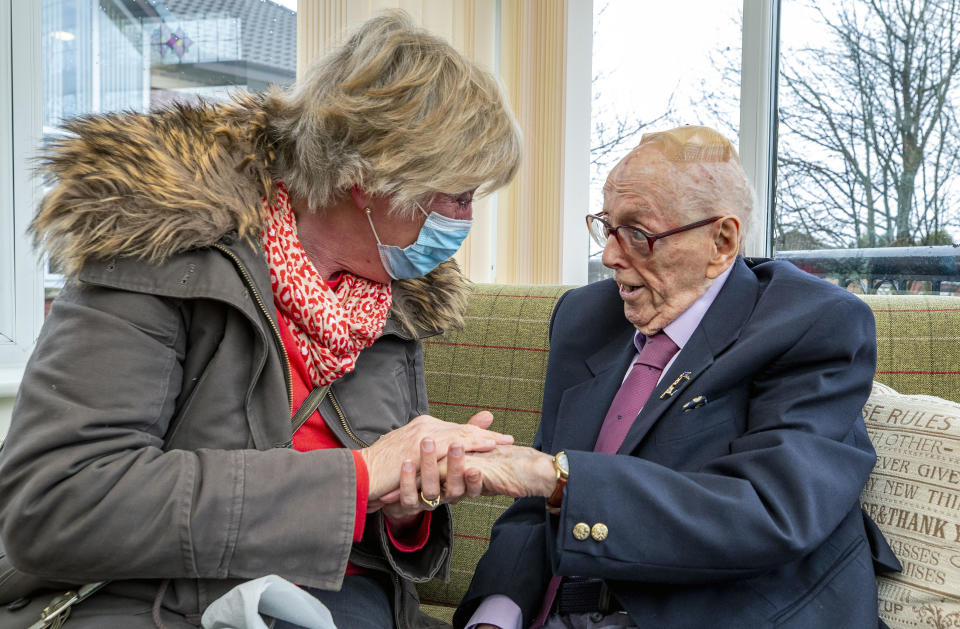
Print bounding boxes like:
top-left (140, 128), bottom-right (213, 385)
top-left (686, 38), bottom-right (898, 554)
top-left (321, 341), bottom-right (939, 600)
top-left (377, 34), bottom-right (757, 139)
top-left (0, 12), bottom-right (520, 629)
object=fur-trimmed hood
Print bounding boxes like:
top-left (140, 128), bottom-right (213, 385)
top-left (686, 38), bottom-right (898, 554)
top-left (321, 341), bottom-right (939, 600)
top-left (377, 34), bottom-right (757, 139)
top-left (31, 96), bottom-right (468, 334)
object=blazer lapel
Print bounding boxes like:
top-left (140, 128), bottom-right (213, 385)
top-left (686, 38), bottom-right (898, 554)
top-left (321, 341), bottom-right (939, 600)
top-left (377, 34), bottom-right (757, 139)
top-left (617, 257), bottom-right (760, 454)
top-left (551, 325), bottom-right (636, 452)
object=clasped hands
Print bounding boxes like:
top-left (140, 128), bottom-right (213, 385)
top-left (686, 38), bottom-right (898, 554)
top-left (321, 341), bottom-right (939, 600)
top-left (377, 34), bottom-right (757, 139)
top-left (359, 411), bottom-right (556, 529)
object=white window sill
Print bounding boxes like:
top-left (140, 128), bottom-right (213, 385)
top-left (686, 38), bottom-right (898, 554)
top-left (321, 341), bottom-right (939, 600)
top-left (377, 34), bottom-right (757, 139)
top-left (0, 365), bottom-right (24, 397)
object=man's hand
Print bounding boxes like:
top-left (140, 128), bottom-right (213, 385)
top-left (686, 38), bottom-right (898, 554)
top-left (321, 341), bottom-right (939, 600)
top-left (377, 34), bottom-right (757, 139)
top-left (360, 411), bottom-right (511, 501)
top-left (461, 445), bottom-right (557, 498)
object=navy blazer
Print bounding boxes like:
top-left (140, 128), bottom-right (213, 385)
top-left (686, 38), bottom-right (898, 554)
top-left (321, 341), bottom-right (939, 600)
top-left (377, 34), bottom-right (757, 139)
top-left (456, 258), bottom-right (899, 629)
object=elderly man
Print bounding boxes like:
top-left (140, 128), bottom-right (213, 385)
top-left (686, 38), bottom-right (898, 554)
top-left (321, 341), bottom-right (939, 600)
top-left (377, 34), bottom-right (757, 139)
top-left (454, 126), bottom-right (899, 629)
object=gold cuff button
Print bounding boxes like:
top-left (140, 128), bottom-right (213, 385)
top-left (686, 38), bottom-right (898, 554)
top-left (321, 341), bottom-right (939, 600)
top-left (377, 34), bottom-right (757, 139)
top-left (591, 523), bottom-right (608, 541)
top-left (573, 522), bottom-right (590, 540)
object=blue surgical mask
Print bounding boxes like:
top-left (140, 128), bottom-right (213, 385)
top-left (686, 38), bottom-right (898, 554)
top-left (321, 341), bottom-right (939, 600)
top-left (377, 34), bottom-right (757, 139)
top-left (366, 203), bottom-right (473, 280)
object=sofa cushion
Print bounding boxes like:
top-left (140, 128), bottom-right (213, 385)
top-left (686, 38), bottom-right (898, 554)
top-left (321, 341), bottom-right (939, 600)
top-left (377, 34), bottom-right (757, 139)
top-left (416, 283), bottom-right (569, 612)
top-left (861, 295), bottom-right (960, 402)
top-left (861, 381), bottom-right (960, 628)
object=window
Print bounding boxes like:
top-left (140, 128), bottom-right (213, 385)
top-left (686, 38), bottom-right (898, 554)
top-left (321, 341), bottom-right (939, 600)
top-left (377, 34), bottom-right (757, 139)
top-left (588, 0), bottom-right (744, 282)
top-left (41, 0), bottom-right (297, 304)
top-left (0, 2), bottom-right (44, 376)
top-left (1, 0), bottom-right (297, 375)
top-left (775, 0), bottom-right (960, 296)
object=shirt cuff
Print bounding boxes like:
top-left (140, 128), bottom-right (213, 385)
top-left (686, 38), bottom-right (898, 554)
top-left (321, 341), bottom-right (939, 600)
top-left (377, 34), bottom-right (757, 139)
top-left (465, 594), bottom-right (523, 629)
top-left (385, 510), bottom-right (432, 552)
top-left (352, 450), bottom-right (369, 542)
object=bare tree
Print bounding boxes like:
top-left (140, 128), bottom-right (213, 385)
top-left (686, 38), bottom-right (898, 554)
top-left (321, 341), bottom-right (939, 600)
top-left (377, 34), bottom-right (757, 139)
top-left (589, 2), bottom-right (676, 182)
top-left (778, 0), bottom-right (960, 248)
top-left (591, 95), bottom-right (675, 171)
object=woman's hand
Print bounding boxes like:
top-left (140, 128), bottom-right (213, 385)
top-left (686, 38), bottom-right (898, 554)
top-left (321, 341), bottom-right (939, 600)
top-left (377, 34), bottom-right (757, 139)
top-left (360, 411), bottom-right (511, 501)
top-left (371, 437), bottom-right (485, 526)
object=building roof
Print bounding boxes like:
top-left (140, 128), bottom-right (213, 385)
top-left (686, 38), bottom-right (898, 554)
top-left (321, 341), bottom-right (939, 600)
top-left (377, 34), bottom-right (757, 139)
top-left (136, 0), bottom-right (296, 73)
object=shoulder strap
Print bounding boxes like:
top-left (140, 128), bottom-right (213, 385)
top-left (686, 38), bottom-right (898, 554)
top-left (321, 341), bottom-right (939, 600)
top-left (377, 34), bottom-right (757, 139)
top-left (291, 385), bottom-right (330, 433)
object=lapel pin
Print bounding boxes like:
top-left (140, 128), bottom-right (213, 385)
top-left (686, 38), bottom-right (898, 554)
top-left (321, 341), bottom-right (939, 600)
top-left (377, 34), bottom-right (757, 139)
top-left (659, 371), bottom-right (692, 399)
top-left (682, 395), bottom-right (708, 412)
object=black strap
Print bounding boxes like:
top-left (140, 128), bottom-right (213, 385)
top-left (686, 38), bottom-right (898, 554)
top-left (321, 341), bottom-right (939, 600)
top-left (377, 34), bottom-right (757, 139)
top-left (556, 577), bottom-right (621, 615)
top-left (291, 385), bottom-right (330, 433)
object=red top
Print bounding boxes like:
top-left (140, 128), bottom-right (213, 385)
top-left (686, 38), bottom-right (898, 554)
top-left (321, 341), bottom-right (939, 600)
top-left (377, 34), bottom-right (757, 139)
top-left (274, 281), bottom-right (430, 569)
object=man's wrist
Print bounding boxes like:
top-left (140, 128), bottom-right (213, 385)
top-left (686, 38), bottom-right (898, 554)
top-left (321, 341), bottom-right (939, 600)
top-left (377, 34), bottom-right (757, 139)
top-left (538, 452), bottom-right (558, 497)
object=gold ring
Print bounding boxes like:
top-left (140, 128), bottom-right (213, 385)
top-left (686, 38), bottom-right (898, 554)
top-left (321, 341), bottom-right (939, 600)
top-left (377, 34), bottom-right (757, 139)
top-left (419, 491), bottom-right (441, 509)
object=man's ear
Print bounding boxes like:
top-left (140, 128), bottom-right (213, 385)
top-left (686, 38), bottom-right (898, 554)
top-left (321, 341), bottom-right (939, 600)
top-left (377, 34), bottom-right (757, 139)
top-left (351, 185), bottom-right (371, 210)
top-left (706, 215), bottom-right (741, 279)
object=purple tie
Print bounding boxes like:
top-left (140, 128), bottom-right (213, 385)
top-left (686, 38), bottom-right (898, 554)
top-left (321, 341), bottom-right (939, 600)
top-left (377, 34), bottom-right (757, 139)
top-left (593, 331), bottom-right (680, 454)
top-left (531, 332), bottom-right (680, 628)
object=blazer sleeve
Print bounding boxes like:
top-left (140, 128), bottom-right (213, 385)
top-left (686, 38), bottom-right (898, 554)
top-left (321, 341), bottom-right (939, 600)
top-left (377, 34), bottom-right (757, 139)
top-left (549, 294), bottom-right (878, 584)
top-left (454, 497), bottom-right (553, 628)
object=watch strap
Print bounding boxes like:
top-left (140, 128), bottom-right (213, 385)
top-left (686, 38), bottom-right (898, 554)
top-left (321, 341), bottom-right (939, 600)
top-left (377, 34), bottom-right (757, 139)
top-left (546, 451), bottom-right (568, 512)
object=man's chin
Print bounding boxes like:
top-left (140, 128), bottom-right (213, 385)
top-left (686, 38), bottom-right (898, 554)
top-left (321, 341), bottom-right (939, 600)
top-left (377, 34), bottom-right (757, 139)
top-left (623, 303), bottom-right (660, 335)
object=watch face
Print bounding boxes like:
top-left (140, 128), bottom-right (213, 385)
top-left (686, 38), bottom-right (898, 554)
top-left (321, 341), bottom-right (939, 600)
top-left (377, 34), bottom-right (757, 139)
top-left (556, 451), bottom-right (569, 475)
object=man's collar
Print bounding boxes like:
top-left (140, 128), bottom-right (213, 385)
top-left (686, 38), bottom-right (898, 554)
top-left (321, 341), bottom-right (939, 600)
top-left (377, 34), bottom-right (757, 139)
top-left (633, 262), bottom-right (735, 352)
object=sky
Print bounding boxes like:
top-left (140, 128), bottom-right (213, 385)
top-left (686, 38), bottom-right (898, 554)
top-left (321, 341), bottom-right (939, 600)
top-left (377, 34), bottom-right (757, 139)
top-left (590, 0), bottom-right (830, 165)
top-left (589, 0), bottom-right (744, 223)
top-left (592, 0), bottom-right (743, 137)
top-left (590, 1), bottom-right (960, 246)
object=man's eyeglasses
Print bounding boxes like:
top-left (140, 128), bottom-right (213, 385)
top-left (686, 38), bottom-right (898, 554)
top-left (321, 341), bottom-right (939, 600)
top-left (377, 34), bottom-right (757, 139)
top-left (586, 213), bottom-right (722, 256)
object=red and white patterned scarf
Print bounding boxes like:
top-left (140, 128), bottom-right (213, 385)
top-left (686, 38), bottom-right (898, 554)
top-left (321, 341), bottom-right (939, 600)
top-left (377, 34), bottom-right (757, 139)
top-left (263, 184), bottom-right (392, 386)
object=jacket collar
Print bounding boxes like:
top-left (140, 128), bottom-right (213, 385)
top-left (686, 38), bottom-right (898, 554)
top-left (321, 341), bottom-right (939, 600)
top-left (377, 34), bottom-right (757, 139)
top-left (550, 294), bottom-right (636, 453)
top-left (77, 235), bottom-right (464, 341)
top-left (617, 256), bottom-right (759, 453)
top-left (551, 258), bottom-right (760, 454)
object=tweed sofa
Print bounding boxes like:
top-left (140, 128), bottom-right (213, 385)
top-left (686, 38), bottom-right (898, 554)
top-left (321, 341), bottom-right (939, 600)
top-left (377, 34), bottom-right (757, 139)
top-left (417, 283), bottom-right (960, 626)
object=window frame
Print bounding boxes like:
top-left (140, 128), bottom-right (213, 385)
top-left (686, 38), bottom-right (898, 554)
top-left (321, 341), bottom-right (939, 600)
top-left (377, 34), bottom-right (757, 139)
top-left (561, 0), bottom-right (593, 285)
top-left (738, 0), bottom-right (780, 258)
top-left (561, 0), bottom-right (782, 276)
top-left (0, 0), bottom-right (44, 390)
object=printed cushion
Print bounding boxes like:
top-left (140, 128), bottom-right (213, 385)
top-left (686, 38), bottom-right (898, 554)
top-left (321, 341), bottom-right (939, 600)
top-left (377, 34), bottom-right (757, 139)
top-left (861, 382), bottom-right (960, 628)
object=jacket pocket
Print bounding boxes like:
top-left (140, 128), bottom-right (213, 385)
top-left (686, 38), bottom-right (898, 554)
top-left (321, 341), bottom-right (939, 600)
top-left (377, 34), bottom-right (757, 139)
top-left (655, 392), bottom-right (741, 443)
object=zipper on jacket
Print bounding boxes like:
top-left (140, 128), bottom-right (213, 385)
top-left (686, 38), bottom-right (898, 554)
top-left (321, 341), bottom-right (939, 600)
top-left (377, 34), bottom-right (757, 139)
top-left (327, 389), bottom-right (368, 448)
top-left (211, 243), bottom-right (293, 412)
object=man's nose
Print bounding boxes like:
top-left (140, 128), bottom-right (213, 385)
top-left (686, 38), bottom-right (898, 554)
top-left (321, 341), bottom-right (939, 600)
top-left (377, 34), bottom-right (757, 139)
top-left (601, 232), bottom-right (627, 269)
